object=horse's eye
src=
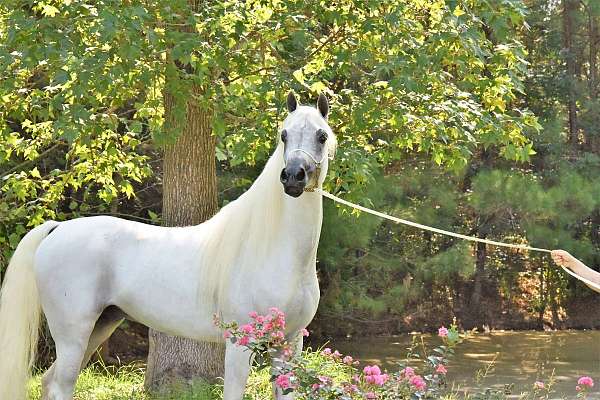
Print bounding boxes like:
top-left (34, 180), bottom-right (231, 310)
top-left (317, 129), bottom-right (327, 144)
top-left (281, 130), bottom-right (287, 142)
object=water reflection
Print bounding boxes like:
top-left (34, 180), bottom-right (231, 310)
top-left (333, 330), bottom-right (600, 398)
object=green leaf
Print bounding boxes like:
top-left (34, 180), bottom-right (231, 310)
top-left (41, 4), bottom-right (60, 17)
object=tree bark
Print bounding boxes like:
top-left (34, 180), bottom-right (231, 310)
top-left (587, 10), bottom-right (599, 151)
top-left (589, 13), bottom-right (598, 99)
top-left (144, 84), bottom-right (225, 389)
top-left (471, 239), bottom-right (487, 318)
top-left (563, 0), bottom-right (579, 145)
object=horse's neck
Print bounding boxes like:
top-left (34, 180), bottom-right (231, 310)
top-left (280, 193), bottom-right (322, 240)
top-left (238, 145), bottom-right (323, 264)
top-left (193, 146), bottom-right (323, 307)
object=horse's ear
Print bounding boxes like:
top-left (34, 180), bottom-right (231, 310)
top-left (317, 93), bottom-right (329, 119)
top-left (287, 91), bottom-right (298, 112)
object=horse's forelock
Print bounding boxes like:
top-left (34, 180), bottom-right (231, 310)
top-left (283, 106), bottom-right (337, 159)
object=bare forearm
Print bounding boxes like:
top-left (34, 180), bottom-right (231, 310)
top-left (568, 260), bottom-right (600, 292)
top-left (552, 250), bottom-right (600, 293)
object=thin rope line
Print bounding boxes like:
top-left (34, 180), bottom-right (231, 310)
top-left (317, 188), bottom-right (600, 292)
top-left (318, 189), bottom-right (551, 252)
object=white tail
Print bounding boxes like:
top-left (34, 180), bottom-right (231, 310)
top-left (0, 221), bottom-right (59, 400)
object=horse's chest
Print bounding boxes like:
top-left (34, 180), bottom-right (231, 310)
top-left (281, 279), bottom-right (320, 331)
top-left (230, 265), bottom-right (320, 331)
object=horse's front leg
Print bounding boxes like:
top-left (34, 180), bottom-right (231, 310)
top-left (223, 341), bottom-right (252, 400)
top-left (272, 333), bottom-right (303, 400)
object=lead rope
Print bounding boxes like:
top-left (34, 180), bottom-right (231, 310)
top-left (316, 188), bottom-right (600, 292)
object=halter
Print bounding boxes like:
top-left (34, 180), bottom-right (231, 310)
top-left (285, 148), bottom-right (328, 192)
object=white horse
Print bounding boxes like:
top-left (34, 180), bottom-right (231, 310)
top-left (0, 92), bottom-right (336, 400)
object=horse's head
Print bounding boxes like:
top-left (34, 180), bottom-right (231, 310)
top-left (279, 92), bottom-right (336, 198)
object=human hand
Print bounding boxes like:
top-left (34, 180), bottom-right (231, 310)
top-left (551, 249), bottom-right (579, 271)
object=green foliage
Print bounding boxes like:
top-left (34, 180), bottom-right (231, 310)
top-left (4, 0), bottom-right (596, 336)
top-left (1, 0), bottom-right (538, 273)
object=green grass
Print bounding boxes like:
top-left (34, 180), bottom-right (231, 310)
top-left (29, 363), bottom-right (220, 400)
top-left (27, 350), bottom-right (349, 400)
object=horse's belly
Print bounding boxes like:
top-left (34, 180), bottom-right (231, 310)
top-left (111, 251), bottom-right (220, 341)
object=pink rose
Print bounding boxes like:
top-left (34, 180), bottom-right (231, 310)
top-left (332, 350), bottom-right (342, 359)
top-left (248, 311), bottom-right (258, 318)
top-left (301, 328), bottom-right (309, 337)
top-left (371, 365), bottom-right (381, 375)
top-left (240, 324), bottom-right (254, 335)
top-left (578, 376), bottom-right (594, 387)
top-left (343, 355), bottom-right (354, 365)
top-left (282, 347), bottom-right (293, 359)
top-left (436, 364), bottom-right (447, 375)
top-left (237, 335), bottom-right (250, 346)
top-left (322, 348), bottom-right (332, 356)
top-left (365, 392), bottom-right (377, 399)
top-left (409, 375), bottom-right (426, 391)
top-left (271, 330), bottom-right (285, 340)
top-left (400, 366), bottom-right (415, 379)
top-left (223, 330), bottom-right (231, 339)
top-left (534, 381), bottom-right (545, 389)
top-left (438, 326), bottom-right (449, 337)
top-left (275, 373), bottom-right (292, 389)
top-left (373, 374), bottom-right (388, 386)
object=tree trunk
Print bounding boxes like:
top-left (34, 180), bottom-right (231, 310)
top-left (563, 0), bottom-right (579, 145)
top-left (587, 11), bottom-right (599, 151)
top-left (538, 264), bottom-right (545, 329)
top-left (589, 13), bottom-right (598, 99)
top-left (144, 84), bottom-right (225, 389)
top-left (591, 209), bottom-right (600, 268)
top-left (471, 239), bottom-right (487, 322)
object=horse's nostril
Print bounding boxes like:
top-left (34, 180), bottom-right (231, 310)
top-left (280, 169), bottom-right (289, 183)
top-left (295, 167), bottom-right (306, 181)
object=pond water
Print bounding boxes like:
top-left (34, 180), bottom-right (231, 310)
top-left (332, 330), bottom-right (600, 399)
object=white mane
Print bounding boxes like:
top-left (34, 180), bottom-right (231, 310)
top-left (195, 107), bottom-right (336, 307)
top-left (194, 143), bottom-right (286, 306)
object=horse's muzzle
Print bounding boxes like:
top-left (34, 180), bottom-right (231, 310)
top-left (280, 162), bottom-right (308, 197)
top-left (283, 184), bottom-right (304, 197)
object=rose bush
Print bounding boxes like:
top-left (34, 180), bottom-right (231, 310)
top-left (216, 310), bottom-right (595, 399)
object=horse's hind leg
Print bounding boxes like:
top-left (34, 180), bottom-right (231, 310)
top-left (42, 311), bottom-right (98, 400)
top-left (80, 306), bottom-right (125, 368)
top-left (42, 308), bottom-right (122, 399)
